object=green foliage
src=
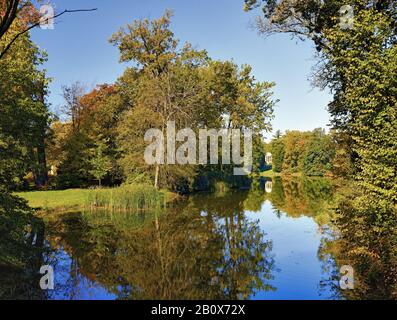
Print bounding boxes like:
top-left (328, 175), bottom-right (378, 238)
top-left (270, 131), bottom-right (285, 173)
top-left (90, 142), bottom-right (113, 187)
top-left (282, 131), bottom-right (309, 174)
top-left (322, 9), bottom-right (397, 205)
top-left (0, 190), bottom-right (46, 300)
top-left (303, 129), bottom-right (335, 176)
top-left (110, 11), bottom-right (275, 191)
top-left (109, 9), bottom-right (178, 74)
top-left (269, 129), bottom-right (335, 176)
top-left (56, 130), bottom-right (93, 189)
top-left (16, 188), bottom-right (94, 210)
top-left (246, 2), bottom-right (397, 296)
top-left (0, 21), bottom-right (50, 190)
top-left (43, 190), bottom-right (275, 299)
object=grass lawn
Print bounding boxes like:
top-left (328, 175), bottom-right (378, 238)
top-left (16, 186), bottom-right (177, 211)
top-left (259, 170), bottom-right (279, 178)
top-left (258, 170), bottom-right (304, 178)
top-left (15, 189), bottom-right (93, 210)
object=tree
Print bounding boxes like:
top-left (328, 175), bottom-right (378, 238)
top-left (111, 11), bottom-right (209, 189)
top-left (0, 1), bottom-right (34, 42)
top-left (244, 0), bottom-right (396, 52)
top-left (282, 131), bottom-right (308, 173)
top-left (0, 15), bottom-right (50, 190)
top-left (322, 9), bottom-right (397, 204)
top-left (90, 142), bottom-right (112, 187)
top-left (246, 1), bottom-right (397, 196)
top-left (270, 131), bottom-right (285, 173)
top-left (110, 9), bottom-right (178, 75)
top-left (245, 2), bottom-right (397, 290)
top-left (302, 129), bottom-right (335, 176)
top-left (61, 82), bottom-right (86, 131)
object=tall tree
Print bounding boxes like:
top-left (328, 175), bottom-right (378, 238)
top-left (0, 15), bottom-right (50, 190)
top-left (111, 11), bottom-right (209, 189)
top-left (61, 82), bottom-right (86, 131)
top-left (270, 132), bottom-right (285, 173)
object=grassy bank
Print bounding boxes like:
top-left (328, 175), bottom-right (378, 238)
top-left (257, 170), bottom-right (305, 178)
top-left (16, 185), bottom-right (176, 211)
top-left (258, 170), bottom-right (278, 178)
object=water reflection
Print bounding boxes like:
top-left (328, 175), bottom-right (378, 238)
top-left (0, 193), bottom-right (47, 300)
top-left (318, 193), bottom-right (397, 300)
top-left (45, 192), bottom-right (275, 300)
top-left (1, 177), bottom-right (396, 300)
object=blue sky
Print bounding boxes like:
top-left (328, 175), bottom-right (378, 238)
top-left (31, 0), bottom-right (332, 141)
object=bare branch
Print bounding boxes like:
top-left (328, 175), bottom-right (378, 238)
top-left (0, 7), bottom-right (97, 60)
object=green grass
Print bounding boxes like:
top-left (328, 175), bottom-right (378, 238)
top-left (16, 185), bottom-right (176, 211)
top-left (16, 189), bottom-right (93, 210)
top-left (258, 170), bottom-right (279, 178)
top-left (257, 170), bottom-right (304, 178)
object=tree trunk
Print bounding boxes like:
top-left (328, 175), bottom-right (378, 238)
top-left (154, 164), bottom-right (160, 189)
top-left (34, 88), bottom-right (49, 187)
top-left (35, 141), bottom-right (48, 187)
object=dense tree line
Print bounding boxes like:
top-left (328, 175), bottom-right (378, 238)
top-left (49, 11), bottom-right (276, 192)
top-left (269, 129), bottom-right (336, 176)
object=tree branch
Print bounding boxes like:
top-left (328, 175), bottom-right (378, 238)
top-left (0, 0), bottom-right (20, 40)
top-left (0, 8), bottom-right (97, 60)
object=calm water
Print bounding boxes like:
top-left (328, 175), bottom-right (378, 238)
top-left (5, 177), bottom-right (363, 300)
top-left (3, 177), bottom-right (395, 300)
top-left (22, 177), bottom-right (342, 300)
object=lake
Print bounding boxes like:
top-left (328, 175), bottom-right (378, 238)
top-left (5, 177), bottom-right (394, 300)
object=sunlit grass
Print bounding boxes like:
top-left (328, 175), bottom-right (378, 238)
top-left (259, 170), bottom-right (277, 178)
top-left (16, 189), bottom-right (93, 210)
top-left (16, 186), bottom-right (176, 211)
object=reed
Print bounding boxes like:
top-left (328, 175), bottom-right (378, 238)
top-left (86, 185), bottom-right (166, 212)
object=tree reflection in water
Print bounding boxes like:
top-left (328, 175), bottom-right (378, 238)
top-left (0, 193), bottom-right (47, 300)
top-left (44, 191), bottom-right (275, 300)
top-left (2, 177), bottom-right (395, 300)
top-left (253, 177), bottom-right (396, 300)
top-left (318, 188), bottom-right (397, 300)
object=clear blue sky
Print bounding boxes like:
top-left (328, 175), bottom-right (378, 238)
top-left (31, 0), bottom-right (332, 141)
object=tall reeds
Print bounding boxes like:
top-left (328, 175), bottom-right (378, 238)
top-left (86, 185), bottom-right (166, 212)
